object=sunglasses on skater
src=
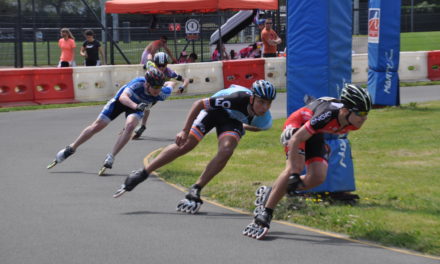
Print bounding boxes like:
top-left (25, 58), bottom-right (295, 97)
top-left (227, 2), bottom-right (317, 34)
top-left (352, 111), bottom-right (368, 117)
top-left (151, 85), bottom-right (162, 90)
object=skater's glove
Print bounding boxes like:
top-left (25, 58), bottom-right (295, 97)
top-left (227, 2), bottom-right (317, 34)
top-left (280, 127), bottom-right (296, 146)
top-left (178, 86), bottom-right (184, 93)
top-left (136, 103), bottom-right (148, 111)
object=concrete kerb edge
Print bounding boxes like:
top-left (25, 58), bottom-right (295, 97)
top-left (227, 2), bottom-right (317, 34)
top-left (142, 148), bottom-right (440, 261)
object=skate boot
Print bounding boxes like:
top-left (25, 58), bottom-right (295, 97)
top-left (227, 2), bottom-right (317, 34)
top-left (243, 210), bottom-right (272, 240)
top-left (176, 184), bottom-right (203, 214)
top-left (113, 168), bottom-right (150, 198)
top-left (253, 185), bottom-right (272, 216)
top-left (47, 146), bottom-right (75, 169)
top-left (132, 125), bottom-right (146, 140)
top-left (98, 153), bottom-right (114, 176)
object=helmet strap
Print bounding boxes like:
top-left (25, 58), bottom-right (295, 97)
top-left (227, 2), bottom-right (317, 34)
top-left (248, 96), bottom-right (256, 115)
top-left (345, 111), bottom-right (353, 126)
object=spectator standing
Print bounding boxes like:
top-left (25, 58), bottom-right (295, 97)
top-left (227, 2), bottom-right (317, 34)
top-left (80, 29), bottom-right (105, 66)
top-left (58, 28), bottom-right (76, 67)
top-left (261, 18), bottom-right (281, 58)
top-left (140, 36), bottom-right (177, 65)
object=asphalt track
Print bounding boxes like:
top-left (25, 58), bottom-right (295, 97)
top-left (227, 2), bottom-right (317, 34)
top-left (1, 88), bottom-right (439, 264)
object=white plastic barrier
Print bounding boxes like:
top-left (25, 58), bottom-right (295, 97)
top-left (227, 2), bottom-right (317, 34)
top-left (264, 57), bottom-right (286, 89)
top-left (112, 65), bottom-right (144, 93)
top-left (166, 63), bottom-right (188, 91)
top-left (72, 65), bottom-right (114, 101)
top-left (176, 61), bottom-right (224, 94)
top-left (70, 52), bottom-right (431, 102)
top-left (352, 53), bottom-right (369, 83)
top-left (398, 51), bottom-right (428, 81)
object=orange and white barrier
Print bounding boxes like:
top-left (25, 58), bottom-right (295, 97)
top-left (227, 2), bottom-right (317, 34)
top-left (73, 65), bottom-right (114, 101)
top-left (1, 51), bottom-right (436, 107)
top-left (0, 69), bottom-right (36, 107)
top-left (0, 68), bottom-right (76, 107)
top-left (33, 68), bottom-right (76, 104)
top-left (175, 61), bottom-right (224, 94)
top-left (427, 50), bottom-right (440, 81)
top-left (222, 59), bottom-right (265, 89)
top-left (264, 57), bottom-right (286, 90)
top-left (399, 51), bottom-right (429, 81)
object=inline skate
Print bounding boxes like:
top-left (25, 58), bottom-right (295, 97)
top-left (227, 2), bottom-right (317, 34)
top-left (113, 168), bottom-right (150, 198)
top-left (176, 184), bottom-right (203, 214)
top-left (98, 153), bottom-right (114, 176)
top-left (47, 146), bottom-right (75, 169)
top-left (242, 210), bottom-right (272, 240)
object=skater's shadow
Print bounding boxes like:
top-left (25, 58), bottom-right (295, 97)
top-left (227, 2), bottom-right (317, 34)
top-left (122, 210), bottom-right (248, 219)
top-left (134, 136), bottom-right (174, 142)
top-left (49, 170), bottom-right (126, 177)
top-left (264, 231), bottom-right (364, 247)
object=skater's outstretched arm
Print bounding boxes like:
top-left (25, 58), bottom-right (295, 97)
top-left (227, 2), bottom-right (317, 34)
top-left (175, 99), bottom-right (204, 146)
top-left (243, 124), bottom-right (262, 132)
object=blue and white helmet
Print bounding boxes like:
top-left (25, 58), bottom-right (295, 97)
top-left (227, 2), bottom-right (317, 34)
top-left (252, 80), bottom-right (276, 101)
top-left (154, 52), bottom-right (169, 67)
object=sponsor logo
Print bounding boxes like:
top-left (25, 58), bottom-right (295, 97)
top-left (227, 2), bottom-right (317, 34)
top-left (368, 8), bottom-right (380, 44)
top-left (338, 139), bottom-right (347, 168)
top-left (310, 111), bottom-right (331, 126)
top-left (384, 49), bottom-right (394, 95)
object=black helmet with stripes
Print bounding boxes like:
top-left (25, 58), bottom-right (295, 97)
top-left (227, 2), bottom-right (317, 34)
top-left (340, 84), bottom-right (372, 112)
top-left (145, 67), bottom-right (165, 87)
top-left (153, 52), bottom-right (169, 67)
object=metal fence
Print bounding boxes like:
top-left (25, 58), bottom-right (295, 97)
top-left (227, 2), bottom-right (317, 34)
top-left (0, 15), bottom-right (270, 67)
top-left (1, 2), bottom-right (440, 68)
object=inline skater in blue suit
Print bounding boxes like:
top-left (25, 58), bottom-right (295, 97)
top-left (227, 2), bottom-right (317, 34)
top-left (133, 52), bottom-right (190, 139)
top-left (47, 68), bottom-right (168, 175)
top-left (113, 80), bottom-right (277, 215)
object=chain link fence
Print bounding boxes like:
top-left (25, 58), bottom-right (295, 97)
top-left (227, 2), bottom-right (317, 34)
top-left (1, 1), bottom-right (439, 68)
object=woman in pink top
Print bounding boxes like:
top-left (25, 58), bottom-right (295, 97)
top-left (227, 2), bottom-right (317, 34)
top-left (58, 28), bottom-right (76, 67)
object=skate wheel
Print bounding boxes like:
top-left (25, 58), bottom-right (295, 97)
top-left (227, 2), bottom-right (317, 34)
top-left (189, 202), bottom-right (202, 214)
top-left (254, 195), bottom-right (265, 206)
top-left (184, 200), bottom-right (195, 213)
top-left (47, 160), bottom-right (57, 169)
top-left (255, 227), bottom-right (269, 240)
top-left (98, 167), bottom-right (107, 176)
top-left (113, 187), bottom-right (126, 198)
top-left (255, 185), bottom-right (267, 196)
top-left (242, 223), bottom-right (255, 236)
top-left (253, 205), bottom-right (264, 216)
top-left (176, 199), bottom-right (187, 212)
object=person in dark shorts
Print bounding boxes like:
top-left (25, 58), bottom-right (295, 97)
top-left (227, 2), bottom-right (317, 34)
top-left (47, 68), bottom-right (167, 174)
top-left (80, 29), bottom-right (105, 66)
top-left (113, 80), bottom-right (278, 215)
top-left (243, 83), bottom-right (372, 239)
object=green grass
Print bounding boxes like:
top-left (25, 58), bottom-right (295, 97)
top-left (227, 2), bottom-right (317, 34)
top-left (400, 31), bottom-right (440, 51)
top-left (157, 101), bottom-right (440, 256)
